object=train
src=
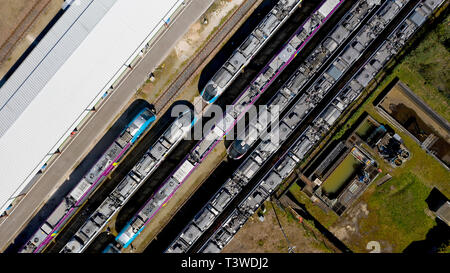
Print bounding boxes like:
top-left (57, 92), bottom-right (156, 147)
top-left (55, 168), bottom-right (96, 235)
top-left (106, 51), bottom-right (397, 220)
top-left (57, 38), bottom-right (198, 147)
top-left (195, 0), bottom-right (347, 164)
top-left (60, 108), bottom-right (196, 253)
top-left (168, 0), bottom-right (444, 253)
top-left (20, 107), bottom-right (156, 253)
top-left (200, 0), bottom-right (302, 103)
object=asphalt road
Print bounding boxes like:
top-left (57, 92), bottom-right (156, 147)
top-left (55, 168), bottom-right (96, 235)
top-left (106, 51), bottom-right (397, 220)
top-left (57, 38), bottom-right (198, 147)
top-left (0, 0), bottom-right (215, 252)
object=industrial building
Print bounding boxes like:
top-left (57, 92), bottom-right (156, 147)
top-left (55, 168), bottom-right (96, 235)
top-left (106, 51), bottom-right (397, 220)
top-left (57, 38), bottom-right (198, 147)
top-left (0, 0), bottom-right (185, 215)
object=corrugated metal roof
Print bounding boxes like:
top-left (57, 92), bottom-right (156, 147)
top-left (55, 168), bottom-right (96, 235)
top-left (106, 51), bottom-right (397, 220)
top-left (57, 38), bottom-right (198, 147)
top-left (0, 0), bottom-right (182, 212)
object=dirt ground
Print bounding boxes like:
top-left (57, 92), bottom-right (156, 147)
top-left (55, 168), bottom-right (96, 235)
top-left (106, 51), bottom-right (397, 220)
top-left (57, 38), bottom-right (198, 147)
top-left (0, 0), bottom-right (63, 78)
top-left (379, 83), bottom-right (450, 141)
top-left (223, 201), bottom-right (334, 253)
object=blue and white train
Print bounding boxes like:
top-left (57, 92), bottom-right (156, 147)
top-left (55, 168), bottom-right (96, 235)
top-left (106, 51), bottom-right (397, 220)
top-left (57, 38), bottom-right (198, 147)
top-left (60, 108), bottom-right (196, 253)
top-left (200, 0), bottom-right (302, 103)
top-left (20, 107), bottom-right (156, 253)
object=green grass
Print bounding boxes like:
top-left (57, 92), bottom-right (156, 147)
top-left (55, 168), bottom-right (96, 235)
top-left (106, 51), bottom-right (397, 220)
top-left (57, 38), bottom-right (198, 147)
top-left (325, 69), bottom-right (450, 252)
top-left (289, 13), bottom-right (450, 252)
top-left (333, 13), bottom-right (450, 139)
top-left (327, 11), bottom-right (450, 193)
top-left (438, 243), bottom-right (450, 253)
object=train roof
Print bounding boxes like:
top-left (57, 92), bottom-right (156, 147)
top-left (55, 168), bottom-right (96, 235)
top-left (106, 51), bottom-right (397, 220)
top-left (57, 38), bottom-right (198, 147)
top-left (201, 241), bottom-right (221, 253)
top-left (318, 0), bottom-right (341, 18)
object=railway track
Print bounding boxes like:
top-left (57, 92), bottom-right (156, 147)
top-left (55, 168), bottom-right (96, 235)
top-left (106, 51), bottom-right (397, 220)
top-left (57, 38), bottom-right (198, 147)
top-left (186, 0), bottom-right (430, 253)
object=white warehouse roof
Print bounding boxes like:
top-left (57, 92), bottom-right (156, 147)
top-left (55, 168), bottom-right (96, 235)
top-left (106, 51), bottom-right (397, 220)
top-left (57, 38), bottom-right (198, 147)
top-left (0, 0), bottom-right (183, 213)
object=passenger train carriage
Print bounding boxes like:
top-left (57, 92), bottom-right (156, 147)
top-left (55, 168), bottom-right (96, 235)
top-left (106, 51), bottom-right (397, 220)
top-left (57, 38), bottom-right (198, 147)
top-left (20, 108), bottom-right (156, 253)
top-left (60, 109), bottom-right (196, 253)
top-left (114, 0), bottom-right (346, 251)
